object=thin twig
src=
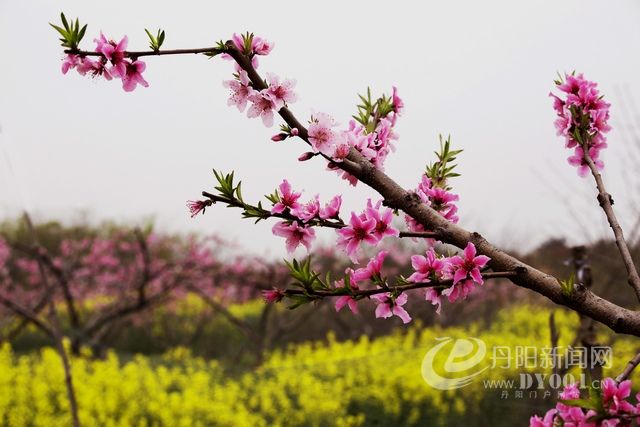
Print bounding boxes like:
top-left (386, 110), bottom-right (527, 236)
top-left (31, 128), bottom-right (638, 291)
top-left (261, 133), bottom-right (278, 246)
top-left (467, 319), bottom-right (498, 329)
top-left (201, 191), bottom-right (439, 239)
top-left (64, 47), bottom-right (224, 58)
top-left (283, 271), bottom-right (518, 298)
top-left (22, 214), bottom-right (81, 427)
top-left (584, 154), bottom-right (640, 302)
top-left (615, 351), bottom-right (640, 383)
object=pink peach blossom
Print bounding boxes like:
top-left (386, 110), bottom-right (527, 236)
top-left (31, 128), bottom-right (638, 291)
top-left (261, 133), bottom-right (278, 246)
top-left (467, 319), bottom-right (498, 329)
top-left (425, 288), bottom-right (442, 314)
top-left (365, 200), bottom-right (399, 241)
top-left (334, 276), bottom-right (359, 314)
top-left (122, 60), bottom-right (149, 92)
top-left (550, 73), bottom-right (611, 176)
top-left (252, 36), bottom-right (274, 55)
top-left (247, 91), bottom-right (275, 127)
top-left (319, 195), bottom-right (342, 220)
top-left (95, 33), bottom-right (128, 78)
top-left (264, 73), bottom-right (296, 110)
top-left (336, 212), bottom-right (377, 262)
top-left (272, 221), bottom-right (315, 253)
top-left (408, 249), bottom-right (448, 283)
top-left (449, 242), bottom-right (490, 285)
top-left (442, 279), bottom-right (475, 303)
top-left (292, 195), bottom-right (320, 223)
top-left (352, 251), bottom-right (387, 282)
top-left (186, 200), bottom-right (208, 218)
top-left (371, 292), bottom-right (411, 323)
top-left (77, 57), bottom-right (112, 80)
top-left (61, 54), bottom-right (81, 74)
top-left (223, 70), bottom-right (252, 112)
top-left (308, 112), bottom-right (339, 156)
top-left (602, 378), bottom-right (636, 414)
top-left (392, 86), bottom-right (404, 115)
top-left (271, 180), bottom-right (301, 214)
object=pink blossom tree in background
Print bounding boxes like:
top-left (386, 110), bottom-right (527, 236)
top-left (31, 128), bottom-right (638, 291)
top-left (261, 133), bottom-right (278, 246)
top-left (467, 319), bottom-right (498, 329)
top-left (45, 12), bottom-right (640, 426)
top-left (0, 227), bottom-right (281, 355)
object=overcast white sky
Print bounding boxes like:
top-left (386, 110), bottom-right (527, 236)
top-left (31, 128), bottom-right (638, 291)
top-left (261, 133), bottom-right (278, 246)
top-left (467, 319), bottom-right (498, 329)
top-left (1, 0), bottom-right (639, 257)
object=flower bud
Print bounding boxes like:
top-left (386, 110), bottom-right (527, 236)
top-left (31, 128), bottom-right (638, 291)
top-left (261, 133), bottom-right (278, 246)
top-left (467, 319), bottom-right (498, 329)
top-left (298, 152), bottom-right (315, 162)
top-left (271, 133), bottom-right (288, 142)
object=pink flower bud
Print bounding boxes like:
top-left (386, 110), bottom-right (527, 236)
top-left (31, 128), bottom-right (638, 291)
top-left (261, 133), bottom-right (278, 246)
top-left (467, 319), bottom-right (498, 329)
top-left (298, 152), bottom-right (315, 161)
top-left (291, 127), bottom-right (299, 136)
top-left (262, 288), bottom-right (285, 303)
top-left (327, 162), bottom-right (339, 170)
top-left (271, 133), bottom-right (288, 142)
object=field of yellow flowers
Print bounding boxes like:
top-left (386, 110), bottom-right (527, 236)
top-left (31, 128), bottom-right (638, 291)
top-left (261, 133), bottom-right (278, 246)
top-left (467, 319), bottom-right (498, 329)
top-left (0, 305), bottom-right (638, 427)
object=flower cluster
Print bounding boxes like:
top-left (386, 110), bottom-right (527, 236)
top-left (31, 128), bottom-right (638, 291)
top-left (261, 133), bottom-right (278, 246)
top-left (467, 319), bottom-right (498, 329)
top-left (61, 34), bottom-right (149, 92)
top-left (224, 32), bottom-right (273, 69)
top-left (224, 71), bottom-right (296, 127)
top-left (333, 251), bottom-right (411, 323)
top-left (405, 174), bottom-right (460, 233)
top-left (269, 180), bottom-right (342, 253)
top-left (332, 242), bottom-right (488, 322)
top-left (550, 73), bottom-right (611, 177)
top-left (531, 379), bottom-right (640, 427)
top-left (307, 89), bottom-right (402, 185)
top-left (334, 251), bottom-right (387, 316)
top-left (407, 243), bottom-right (489, 311)
top-left (223, 34), bottom-right (295, 127)
top-left (336, 199), bottom-right (399, 262)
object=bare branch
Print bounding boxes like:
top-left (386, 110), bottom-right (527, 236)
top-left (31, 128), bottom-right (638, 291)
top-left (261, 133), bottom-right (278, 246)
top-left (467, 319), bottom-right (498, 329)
top-left (616, 351), bottom-right (640, 383)
top-left (584, 153), bottom-right (640, 302)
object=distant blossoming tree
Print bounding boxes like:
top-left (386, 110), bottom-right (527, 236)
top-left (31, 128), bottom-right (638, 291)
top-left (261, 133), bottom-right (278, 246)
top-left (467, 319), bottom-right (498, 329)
top-left (0, 228), bottom-right (276, 354)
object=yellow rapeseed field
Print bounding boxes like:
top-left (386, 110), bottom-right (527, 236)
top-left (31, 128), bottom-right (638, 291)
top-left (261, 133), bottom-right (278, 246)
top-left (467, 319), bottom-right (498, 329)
top-left (0, 305), bottom-right (637, 426)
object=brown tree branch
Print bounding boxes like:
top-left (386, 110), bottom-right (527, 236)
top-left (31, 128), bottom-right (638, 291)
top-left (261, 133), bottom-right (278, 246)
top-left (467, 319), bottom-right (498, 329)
top-left (65, 47), bottom-right (224, 58)
top-left (616, 351), bottom-right (640, 383)
top-left (9, 241), bottom-right (82, 329)
top-left (200, 191), bottom-right (439, 239)
top-left (584, 153), bottom-right (640, 302)
top-left (0, 293), bottom-right (54, 338)
top-left (134, 229), bottom-right (152, 304)
top-left (188, 286), bottom-right (258, 341)
top-left (549, 312), bottom-right (560, 377)
top-left (221, 43), bottom-right (640, 337)
top-left (282, 271), bottom-right (518, 298)
top-left (81, 262), bottom-right (193, 338)
top-left (21, 214), bottom-right (81, 427)
top-left (4, 293), bottom-right (49, 341)
top-left (61, 41), bottom-right (640, 337)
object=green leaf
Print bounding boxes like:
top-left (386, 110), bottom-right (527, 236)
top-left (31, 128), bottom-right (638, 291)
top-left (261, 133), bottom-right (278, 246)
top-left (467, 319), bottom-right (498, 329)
top-left (50, 24), bottom-right (69, 40)
top-left (235, 181), bottom-right (244, 203)
top-left (61, 12), bottom-right (69, 31)
top-left (78, 24), bottom-right (87, 43)
top-left (559, 273), bottom-right (575, 297)
top-left (145, 28), bottom-right (155, 41)
top-left (158, 30), bottom-right (165, 48)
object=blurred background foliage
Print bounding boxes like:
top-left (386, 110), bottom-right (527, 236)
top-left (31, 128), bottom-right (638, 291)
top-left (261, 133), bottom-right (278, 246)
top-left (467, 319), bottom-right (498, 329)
top-left (0, 219), bottom-right (639, 426)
